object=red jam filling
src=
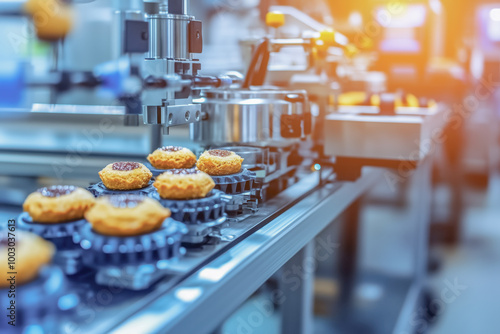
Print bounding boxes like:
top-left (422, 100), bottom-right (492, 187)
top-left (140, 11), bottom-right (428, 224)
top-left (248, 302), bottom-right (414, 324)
top-left (208, 149), bottom-right (231, 157)
top-left (160, 146), bottom-right (183, 152)
top-left (37, 185), bottom-right (76, 198)
top-left (107, 194), bottom-right (145, 208)
top-left (165, 169), bottom-right (200, 175)
top-left (112, 162), bottom-right (141, 171)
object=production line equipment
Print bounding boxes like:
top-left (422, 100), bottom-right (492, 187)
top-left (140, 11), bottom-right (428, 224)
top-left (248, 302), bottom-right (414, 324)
top-left (0, 1), bottom-right (451, 334)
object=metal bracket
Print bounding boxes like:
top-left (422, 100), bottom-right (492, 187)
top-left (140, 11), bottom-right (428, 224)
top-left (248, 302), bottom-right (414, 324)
top-left (163, 104), bottom-right (202, 127)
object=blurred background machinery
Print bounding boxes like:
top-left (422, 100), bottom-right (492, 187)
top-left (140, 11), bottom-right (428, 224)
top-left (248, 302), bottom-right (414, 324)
top-left (0, 0), bottom-right (499, 333)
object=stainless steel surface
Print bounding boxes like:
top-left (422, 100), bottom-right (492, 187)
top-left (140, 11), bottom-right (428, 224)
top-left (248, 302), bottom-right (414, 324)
top-left (323, 106), bottom-right (449, 161)
top-left (144, 102), bottom-right (202, 125)
top-left (142, 0), bottom-right (201, 131)
top-left (148, 15), bottom-right (167, 59)
top-left (116, 10), bottom-right (145, 56)
top-left (148, 13), bottom-right (191, 60)
top-left (143, 105), bottom-right (162, 124)
top-left (168, 14), bottom-right (190, 60)
top-left (202, 89), bottom-right (308, 103)
top-left (167, 0), bottom-right (188, 15)
top-left (0, 110), bottom-right (152, 181)
top-left (54, 170), bottom-right (327, 334)
top-left (331, 156), bottom-right (434, 334)
top-left (195, 98), bottom-right (283, 143)
top-left (109, 169), bottom-right (382, 334)
top-left (281, 242), bottom-right (315, 334)
top-left (165, 103), bottom-right (202, 125)
top-left (0, 3), bottom-right (446, 333)
top-left (191, 89), bottom-right (308, 144)
top-left (393, 156), bottom-right (432, 334)
top-left (30, 103), bottom-right (127, 115)
top-left (0, 104), bottom-right (197, 183)
top-left (141, 59), bottom-right (175, 115)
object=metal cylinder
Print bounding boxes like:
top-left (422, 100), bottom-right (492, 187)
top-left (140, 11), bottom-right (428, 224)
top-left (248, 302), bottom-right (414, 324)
top-left (168, 0), bottom-right (188, 15)
top-left (192, 99), bottom-right (279, 143)
top-left (191, 89), bottom-right (308, 144)
top-left (148, 13), bottom-right (191, 60)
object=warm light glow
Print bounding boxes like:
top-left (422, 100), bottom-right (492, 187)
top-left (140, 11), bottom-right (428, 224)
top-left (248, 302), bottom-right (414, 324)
top-left (349, 11), bottom-right (362, 27)
top-left (429, 0), bottom-right (442, 14)
top-left (376, 5), bottom-right (426, 28)
top-left (490, 8), bottom-right (500, 22)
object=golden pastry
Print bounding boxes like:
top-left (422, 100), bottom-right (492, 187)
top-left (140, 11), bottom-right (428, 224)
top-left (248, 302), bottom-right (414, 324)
top-left (153, 169), bottom-right (215, 199)
top-left (0, 231), bottom-right (55, 287)
top-left (147, 146), bottom-right (197, 169)
top-left (196, 149), bottom-right (244, 176)
top-left (99, 162), bottom-right (152, 190)
top-left (84, 195), bottom-right (170, 236)
top-left (23, 185), bottom-right (95, 223)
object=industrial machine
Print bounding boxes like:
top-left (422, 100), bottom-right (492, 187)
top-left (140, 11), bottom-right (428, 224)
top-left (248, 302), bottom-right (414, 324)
top-left (0, 1), bottom-right (455, 333)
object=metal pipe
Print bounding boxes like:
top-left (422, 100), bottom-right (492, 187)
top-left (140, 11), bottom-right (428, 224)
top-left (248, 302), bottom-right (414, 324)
top-left (167, 0), bottom-right (188, 15)
top-left (148, 13), bottom-right (190, 59)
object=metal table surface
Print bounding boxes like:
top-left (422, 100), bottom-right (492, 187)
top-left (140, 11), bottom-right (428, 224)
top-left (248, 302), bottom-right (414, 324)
top-left (1, 167), bottom-right (382, 334)
top-left (104, 169), bottom-right (383, 334)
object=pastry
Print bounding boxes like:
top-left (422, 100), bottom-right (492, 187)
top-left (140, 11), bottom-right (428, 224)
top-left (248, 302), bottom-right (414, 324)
top-left (147, 146), bottom-right (197, 169)
top-left (99, 162), bottom-right (152, 190)
top-left (196, 149), bottom-right (244, 176)
top-left (153, 169), bottom-right (215, 199)
top-left (23, 185), bottom-right (95, 223)
top-left (0, 231), bottom-right (55, 287)
top-left (84, 194), bottom-right (170, 236)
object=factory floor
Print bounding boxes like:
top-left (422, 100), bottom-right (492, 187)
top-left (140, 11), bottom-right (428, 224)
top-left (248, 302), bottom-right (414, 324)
top-left (427, 171), bottom-right (500, 334)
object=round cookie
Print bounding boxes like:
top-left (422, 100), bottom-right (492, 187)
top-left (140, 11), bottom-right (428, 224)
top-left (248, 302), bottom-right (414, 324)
top-left (196, 149), bottom-right (244, 176)
top-left (0, 231), bottom-right (55, 287)
top-left (147, 146), bottom-right (197, 169)
top-left (84, 194), bottom-right (170, 236)
top-left (153, 169), bottom-right (215, 199)
top-left (23, 185), bottom-right (95, 223)
top-left (99, 162), bottom-right (152, 190)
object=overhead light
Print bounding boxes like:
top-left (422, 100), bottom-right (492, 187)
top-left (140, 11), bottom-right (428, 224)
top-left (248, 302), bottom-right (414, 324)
top-left (489, 8), bottom-right (500, 22)
top-left (429, 0), bottom-right (442, 14)
top-left (349, 11), bottom-right (363, 27)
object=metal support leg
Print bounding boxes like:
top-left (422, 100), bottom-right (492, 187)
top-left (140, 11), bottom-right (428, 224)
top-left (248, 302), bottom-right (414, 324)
top-left (338, 198), bottom-right (361, 306)
top-left (281, 241), bottom-right (315, 334)
top-left (412, 157), bottom-right (433, 283)
top-left (440, 119), bottom-right (465, 244)
top-left (395, 156), bottom-right (434, 333)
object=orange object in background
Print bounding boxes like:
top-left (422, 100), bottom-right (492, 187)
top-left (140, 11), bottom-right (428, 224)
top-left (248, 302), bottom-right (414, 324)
top-left (338, 92), bottom-right (367, 106)
top-left (24, 0), bottom-right (73, 41)
top-left (337, 92), bottom-right (380, 107)
top-left (265, 11), bottom-right (285, 29)
top-left (338, 91), bottom-right (436, 108)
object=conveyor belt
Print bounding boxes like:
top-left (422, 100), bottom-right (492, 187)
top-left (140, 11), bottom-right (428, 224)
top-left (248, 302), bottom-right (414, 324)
top-left (72, 169), bottom-right (382, 334)
top-left (64, 169), bottom-right (332, 333)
